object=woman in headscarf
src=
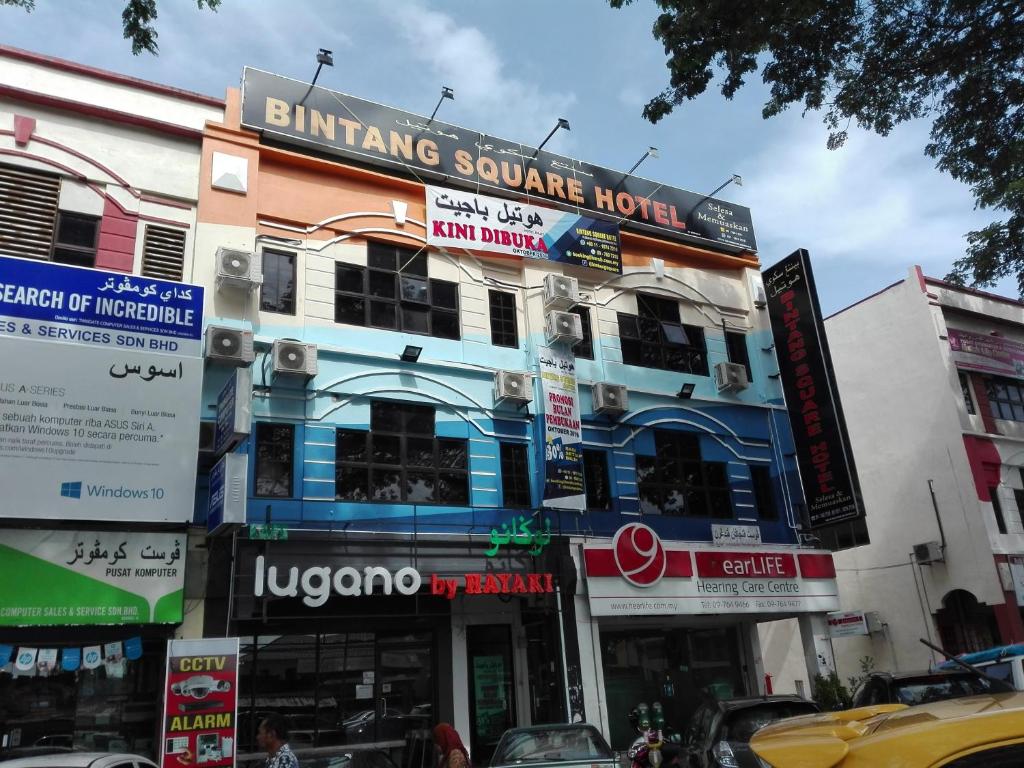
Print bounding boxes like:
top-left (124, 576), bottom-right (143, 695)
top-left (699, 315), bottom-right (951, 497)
top-left (433, 722), bottom-right (470, 768)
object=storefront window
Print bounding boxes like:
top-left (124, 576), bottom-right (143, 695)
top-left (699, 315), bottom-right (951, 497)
top-left (599, 626), bottom-right (745, 749)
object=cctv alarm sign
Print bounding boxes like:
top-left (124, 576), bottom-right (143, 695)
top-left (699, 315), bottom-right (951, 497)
top-left (0, 256), bottom-right (205, 522)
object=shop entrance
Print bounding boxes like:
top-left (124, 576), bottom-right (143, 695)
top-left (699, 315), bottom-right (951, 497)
top-left (466, 625), bottom-right (515, 765)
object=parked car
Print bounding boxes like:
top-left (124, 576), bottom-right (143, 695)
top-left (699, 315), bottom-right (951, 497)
top-left (751, 691), bottom-right (1024, 767)
top-left (490, 724), bottom-right (617, 768)
top-left (935, 643), bottom-right (1024, 689)
top-left (304, 750), bottom-right (399, 768)
top-left (851, 669), bottom-right (1003, 708)
top-left (0, 753), bottom-right (157, 768)
top-left (0, 749), bottom-right (74, 764)
top-left (680, 695), bottom-right (820, 768)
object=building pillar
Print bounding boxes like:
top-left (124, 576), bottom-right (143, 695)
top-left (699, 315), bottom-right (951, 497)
top-left (797, 613), bottom-right (831, 689)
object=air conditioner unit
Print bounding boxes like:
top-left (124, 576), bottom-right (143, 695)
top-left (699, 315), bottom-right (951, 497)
top-left (545, 310), bottom-right (583, 345)
top-left (272, 340), bottom-right (318, 378)
top-left (204, 325), bottom-right (255, 366)
top-left (714, 361), bottom-right (749, 393)
top-left (198, 421), bottom-right (216, 455)
top-left (543, 274), bottom-right (579, 311)
top-left (593, 382), bottom-right (628, 416)
top-left (494, 370), bottom-right (532, 405)
top-left (753, 284), bottom-right (768, 309)
top-left (913, 541), bottom-right (944, 564)
top-left (215, 246), bottom-right (262, 291)
top-left (865, 611), bottom-right (883, 634)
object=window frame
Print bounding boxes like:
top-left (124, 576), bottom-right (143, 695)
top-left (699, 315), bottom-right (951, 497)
top-left (725, 331), bottom-right (752, 382)
top-left (636, 430), bottom-right (732, 518)
top-left (500, 442), bottom-right (531, 508)
top-left (253, 422), bottom-right (295, 499)
top-left (571, 306), bottom-right (594, 360)
top-left (260, 247), bottom-right (297, 315)
top-left (51, 210), bottom-right (100, 268)
top-left (958, 371), bottom-right (976, 415)
top-left (750, 465), bottom-right (778, 521)
top-left (582, 448), bottom-right (611, 510)
top-left (489, 289), bottom-right (519, 348)
top-left (617, 293), bottom-right (708, 375)
top-left (984, 375), bottom-right (1024, 422)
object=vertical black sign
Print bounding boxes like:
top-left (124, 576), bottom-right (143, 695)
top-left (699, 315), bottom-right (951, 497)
top-left (764, 250), bottom-right (864, 528)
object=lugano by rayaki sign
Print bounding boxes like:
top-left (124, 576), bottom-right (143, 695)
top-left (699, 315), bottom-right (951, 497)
top-left (253, 556), bottom-right (553, 607)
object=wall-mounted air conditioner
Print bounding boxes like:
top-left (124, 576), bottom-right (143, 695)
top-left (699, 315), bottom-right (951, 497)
top-left (913, 541), bottom-right (944, 565)
top-left (545, 310), bottom-right (583, 345)
top-left (543, 274), bottom-right (579, 311)
top-left (215, 246), bottom-right (262, 292)
top-left (494, 370), bottom-right (532, 405)
top-left (272, 340), bottom-right (318, 378)
top-left (204, 325), bottom-right (255, 366)
top-left (714, 361), bottom-right (749, 393)
top-left (593, 382), bottom-right (628, 416)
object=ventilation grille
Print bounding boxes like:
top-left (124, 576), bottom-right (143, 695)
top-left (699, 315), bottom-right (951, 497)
top-left (141, 225), bottom-right (187, 281)
top-left (0, 164), bottom-right (60, 260)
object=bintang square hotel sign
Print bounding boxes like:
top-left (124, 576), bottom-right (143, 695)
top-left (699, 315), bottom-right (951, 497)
top-left (241, 69), bottom-right (757, 252)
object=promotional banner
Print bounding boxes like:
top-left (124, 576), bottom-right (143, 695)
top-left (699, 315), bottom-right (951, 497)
top-left (948, 328), bottom-right (1024, 379)
top-left (241, 68), bottom-right (757, 253)
top-left (0, 529), bottom-right (185, 626)
top-left (426, 186), bottom-right (622, 273)
top-left (764, 250), bottom-right (864, 529)
top-left (538, 346), bottom-right (585, 510)
top-left (827, 610), bottom-right (870, 638)
top-left (0, 256), bottom-right (205, 522)
top-left (214, 368), bottom-right (252, 456)
top-left (160, 638), bottom-right (239, 768)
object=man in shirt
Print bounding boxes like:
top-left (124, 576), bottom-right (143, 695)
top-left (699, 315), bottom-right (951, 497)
top-left (257, 713), bottom-right (299, 768)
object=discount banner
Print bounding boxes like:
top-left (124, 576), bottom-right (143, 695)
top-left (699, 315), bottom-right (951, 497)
top-left (539, 346), bottom-right (584, 510)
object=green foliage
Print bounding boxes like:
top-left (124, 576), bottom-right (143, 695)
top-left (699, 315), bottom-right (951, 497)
top-left (1, 0), bottom-right (221, 55)
top-left (812, 655), bottom-right (875, 711)
top-left (612, 0), bottom-right (1024, 294)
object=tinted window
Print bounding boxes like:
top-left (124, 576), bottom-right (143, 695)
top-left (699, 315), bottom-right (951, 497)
top-left (892, 674), bottom-right (995, 705)
top-left (493, 726), bottom-right (612, 764)
top-left (719, 702), bottom-right (818, 743)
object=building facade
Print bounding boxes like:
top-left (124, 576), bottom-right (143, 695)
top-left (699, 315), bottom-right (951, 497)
top-left (761, 267), bottom-right (1024, 692)
top-left (0, 46), bottom-right (222, 756)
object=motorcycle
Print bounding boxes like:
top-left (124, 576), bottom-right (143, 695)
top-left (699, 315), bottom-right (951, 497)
top-left (627, 702), bottom-right (681, 768)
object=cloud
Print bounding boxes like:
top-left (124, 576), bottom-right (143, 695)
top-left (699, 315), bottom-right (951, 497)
top-left (390, 2), bottom-right (576, 148)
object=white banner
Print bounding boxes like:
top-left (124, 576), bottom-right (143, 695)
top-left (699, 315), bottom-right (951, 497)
top-left (539, 346), bottom-right (585, 510)
top-left (827, 610), bottom-right (870, 637)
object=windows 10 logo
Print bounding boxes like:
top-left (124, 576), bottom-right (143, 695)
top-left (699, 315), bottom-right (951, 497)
top-left (60, 481), bottom-right (82, 499)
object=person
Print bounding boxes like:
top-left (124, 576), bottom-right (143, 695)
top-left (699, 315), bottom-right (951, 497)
top-left (258, 713), bottom-right (299, 768)
top-left (433, 722), bottom-right (470, 768)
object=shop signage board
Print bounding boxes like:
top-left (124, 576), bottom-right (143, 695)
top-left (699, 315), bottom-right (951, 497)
top-left (539, 345), bottom-right (585, 511)
top-left (207, 453), bottom-right (248, 536)
top-left (827, 610), bottom-right (870, 638)
top-left (0, 529), bottom-right (185, 626)
top-left (1010, 558), bottom-right (1024, 607)
top-left (763, 249), bottom-right (864, 529)
top-left (240, 68), bottom-right (757, 253)
top-left (0, 256), bottom-right (204, 522)
top-left (582, 523), bottom-right (839, 616)
top-left (484, 513), bottom-right (552, 556)
top-left (214, 367), bottom-right (252, 456)
top-left (710, 524), bottom-right (762, 546)
top-left (948, 328), bottom-right (1024, 379)
top-left (425, 186), bottom-right (622, 273)
top-left (160, 637), bottom-right (240, 768)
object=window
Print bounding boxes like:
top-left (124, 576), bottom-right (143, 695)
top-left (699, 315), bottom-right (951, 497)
top-left (336, 402), bottom-right (468, 504)
top-left (572, 306), bottom-right (594, 359)
top-left (489, 290), bottom-right (518, 348)
top-left (261, 248), bottom-right (296, 314)
top-left (985, 375), bottom-right (1024, 421)
top-left (583, 449), bottom-right (610, 510)
top-left (637, 431), bottom-right (731, 517)
top-left (990, 486), bottom-right (1008, 534)
top-left (959, 372), bottom-right (976, 415)
top-left (751, 465), bottom-right (777, 520)
top-left (335, 242), bottom-right (460, 339)
top-left (725, 331), bottom-right (752, 382)
top-left (0, 163), bottom-right (60, 260)
top-left (618, 293), bottom-right (707, 375)
top-left (500, 442), bottom-right (531, 508)
top-left (51, 211), bottom-right (99, 267)
top-left (254, 423), bottom-right (294, 498)
top-left (141, 225), bottom-right (186, 281)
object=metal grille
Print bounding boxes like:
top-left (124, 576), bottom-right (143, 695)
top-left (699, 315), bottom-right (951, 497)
top-left (141, 224), bottom-right (186, 280)
top-left (0, 163), bottom-right (60, 260)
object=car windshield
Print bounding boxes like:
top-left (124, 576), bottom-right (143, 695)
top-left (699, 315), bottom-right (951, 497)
top-left (893, 674), bottom-right (994, 705)
top-left (492, 727), bottom-right (613, 764)
top-left (720, 703), bottom-right (819, 744)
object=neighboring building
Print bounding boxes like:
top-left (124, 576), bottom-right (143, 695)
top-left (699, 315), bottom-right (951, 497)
top-left (193, 69), bottom-right (841, 759)
top-left (761, 267), bottom-right (1024, 693)
top-left (0, 46), bottom-right (222, 755)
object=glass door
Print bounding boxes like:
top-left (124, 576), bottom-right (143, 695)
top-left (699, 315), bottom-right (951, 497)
top-left (466, 625), bottom-right (515, 765)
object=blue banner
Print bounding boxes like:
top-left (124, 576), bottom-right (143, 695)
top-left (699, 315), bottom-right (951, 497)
top-left (61, 646), bottom-right (81, 671)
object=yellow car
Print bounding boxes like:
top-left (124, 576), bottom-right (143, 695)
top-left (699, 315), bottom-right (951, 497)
top-left (750, 692), bottom-right (1024, 767)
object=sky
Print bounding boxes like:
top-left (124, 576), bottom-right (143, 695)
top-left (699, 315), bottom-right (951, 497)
top-left (0, 0), bottom-right (1010, 314)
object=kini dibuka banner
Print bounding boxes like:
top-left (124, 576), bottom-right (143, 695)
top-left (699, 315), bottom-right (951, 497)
top-left (539, 346), bottom-right (585, 511)
top-left (764, 249), bottom-right (864, 529)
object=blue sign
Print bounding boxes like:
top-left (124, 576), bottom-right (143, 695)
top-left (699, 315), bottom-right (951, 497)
top-left (0, 255), bottom-right (204, 341)
top-left (124, 636), bottom-right (143, 660)
top-left (215, 368), bottom-right (251, 456)
top-left (0, 643), bottom-right (11, 666)
top-left (61, 646), bottom-right (81, 671)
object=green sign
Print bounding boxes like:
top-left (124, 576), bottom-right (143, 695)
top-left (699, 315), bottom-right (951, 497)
top-left (473, 655), bottom-right (508, 742)
top-left (485, 514), bottom-right (551, 556)
top-left (0, 530), bottom-right (184, 626)
top-left (249, 523), bottom-right (288, 540)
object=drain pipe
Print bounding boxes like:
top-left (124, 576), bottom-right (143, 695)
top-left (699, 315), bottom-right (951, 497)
top-left (928, 479), bottom-right (947, 552)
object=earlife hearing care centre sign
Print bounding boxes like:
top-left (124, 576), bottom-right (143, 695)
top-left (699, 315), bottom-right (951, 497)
top-left (539, 346), bottom-right (585, 511)
top-left (0, 256), bottom-right (204, 522)
top-left (0, 530), bottom-right (185, 626)
top-left (426, 186), bottom-right (622, 273)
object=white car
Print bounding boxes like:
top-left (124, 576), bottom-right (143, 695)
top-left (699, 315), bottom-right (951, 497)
top-left (0, 754), bottom-right (157, 768)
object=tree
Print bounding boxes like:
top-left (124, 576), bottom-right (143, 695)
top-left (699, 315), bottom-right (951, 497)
top-left (2, 0), bottom-right (221, 55)
top-left (612, 0), bottom-right (1024, 293)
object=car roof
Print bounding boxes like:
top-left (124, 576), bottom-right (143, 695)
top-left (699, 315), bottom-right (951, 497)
top-left (936, 643), bottom-right (1024, 668)
top-left (0, 753), bottom-right (154, 768)
top-left (750, 692), bottom-right (1024, 768)
top-left (866, 669), bottom-right (975, 681)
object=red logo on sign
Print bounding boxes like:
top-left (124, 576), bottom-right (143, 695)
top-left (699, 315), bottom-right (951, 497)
top-left (613, 523), bottom-right (666, 587)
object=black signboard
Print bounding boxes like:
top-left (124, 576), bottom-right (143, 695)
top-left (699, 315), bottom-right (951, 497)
top-left (764, 250), bottom-right (864, 528)
top-left (240, 68), bottom-right (757, 253)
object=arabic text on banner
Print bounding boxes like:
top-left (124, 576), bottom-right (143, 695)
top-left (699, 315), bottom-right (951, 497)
top-left (539, 346), bottom-right (585, 510)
